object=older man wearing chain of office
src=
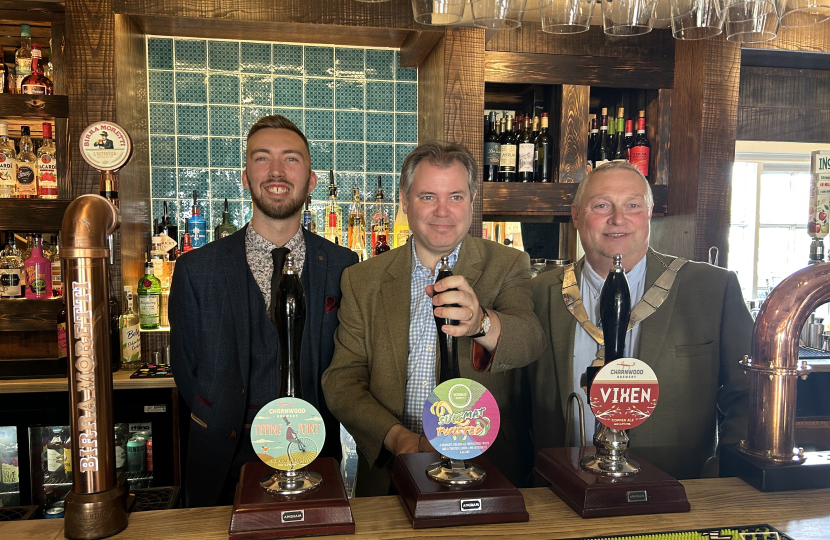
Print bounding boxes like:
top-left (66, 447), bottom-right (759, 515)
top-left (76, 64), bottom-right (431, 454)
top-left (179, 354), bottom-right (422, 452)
top-left (520, 161), bottom-right (751, 483)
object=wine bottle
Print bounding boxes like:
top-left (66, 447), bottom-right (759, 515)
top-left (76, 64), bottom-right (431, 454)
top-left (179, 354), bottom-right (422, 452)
top-left (434, 256), bottom-right (460, 383)
top-left (535, 112), bottom-right (553, 183)
top-left (587, 116), bottom-right (598, 173)
top-left (623, 119), bottom-right (634, 161)
top-left (484, 111), bottom-right (501, 183)
top-left (597, 108), bottom-right (610, 166)
top-left (275, 253), bottom-right (306, 398)
top-left (630, 110), bottom-right (651, 180)
top-left (607, 111), bottom-right (617, 161)
top-left (498, 115), bottom-right (517, 182)
top-left (518, 116), bottom-right (535, 183)
top-left (613, 108), bottom-right (627, 161)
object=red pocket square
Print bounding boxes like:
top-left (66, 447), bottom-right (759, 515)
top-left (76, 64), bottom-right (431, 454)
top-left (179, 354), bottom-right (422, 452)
top-left (325, 296), bottom-right (340, 313)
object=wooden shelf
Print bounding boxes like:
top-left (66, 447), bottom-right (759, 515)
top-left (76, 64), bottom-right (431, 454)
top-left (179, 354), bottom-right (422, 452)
top-left (0, 94), bottom-right (69, 119)
top-left (0, 198), bottom-right (71, 231)
top-left (483, 183), bottom-right (668, 218)
top-left (0, 297), bottom-right (62, 332)
top-left (0, 369), bottom-right (177, 394)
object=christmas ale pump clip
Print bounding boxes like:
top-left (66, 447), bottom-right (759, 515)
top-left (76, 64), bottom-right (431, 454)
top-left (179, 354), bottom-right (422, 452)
top-left (229, 253), bottom-right (355, 539)
top-left (535, 254), bottom-right (690, 518)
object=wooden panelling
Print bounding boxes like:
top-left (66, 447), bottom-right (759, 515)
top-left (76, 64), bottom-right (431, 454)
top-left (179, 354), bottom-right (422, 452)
top-left (742, 24), bottom-right (830, 54)
top-left (418, 35), bottom-right (445, 146)
top-left (0, 1), bottom-right (65, 25)
top-left (399, 30), bottom-right (442, 68)
top-left (0, 330), bottom-right (58, 358)
top-left (115, 14), bottom-right (152, 304)
top-left (485, 23), bottom-right (675, 63)
top-left (0, 199), bottom-right (70, 231)
top-left (483, 183), bottom-right (668, 217)
top-left (557, 85), bottom-right (589, 184)
top-left (50, 21), bottom-right (70, 199)
top-left (65, 0), bottom-right (117, 200)
top-left (0, 23), bottom-right (52, 52)
top-left (648, 89), bottom-right (671, 187)
top-left (114, 0), bottom-right (415, 28)
top-left (738, 66), bottom-right (830, 143)
top-left (485, 51), bottom-right (675, 89)
top-left (0, 94), bottom-right (68, 119)
top-left (130, 15), bottom-right (413, 49)
top-left (0, 298), bottom-right (62, 332)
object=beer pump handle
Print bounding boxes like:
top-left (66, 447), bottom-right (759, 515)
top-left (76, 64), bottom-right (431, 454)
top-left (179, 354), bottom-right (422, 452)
top-left (586, 254), bottom-right (631, 394)
top-left (435, 256), bottom-right (461, 383)
top-left (276, 253), bottom-right (306, 399)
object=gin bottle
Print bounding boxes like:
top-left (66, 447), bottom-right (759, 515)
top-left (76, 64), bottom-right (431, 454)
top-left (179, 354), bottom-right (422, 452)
top-left (213, 198), bottom-right (237, 239)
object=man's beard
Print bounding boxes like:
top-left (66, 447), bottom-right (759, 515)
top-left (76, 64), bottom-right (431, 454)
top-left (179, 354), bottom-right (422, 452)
top-left (250, 182), bottom-right (308, 220)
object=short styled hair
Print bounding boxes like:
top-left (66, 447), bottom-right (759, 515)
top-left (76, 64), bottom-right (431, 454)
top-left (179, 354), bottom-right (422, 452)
top-left (399, 142), bottom-right (478, 200)
top-left (246, 115), bottom-right (310, 158)
top-left (573, 161), bottom-right (654, 209)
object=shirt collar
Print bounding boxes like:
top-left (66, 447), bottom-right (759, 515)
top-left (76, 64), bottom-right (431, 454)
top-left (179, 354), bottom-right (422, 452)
top-left (247, 224), bottom-right (304, 253)
top-left (582, 254), bottom-right (648, 299)
top-left (410, 237), bottom-right (463, 278)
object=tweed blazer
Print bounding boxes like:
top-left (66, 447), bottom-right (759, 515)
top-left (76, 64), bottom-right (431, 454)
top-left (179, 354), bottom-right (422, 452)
top-left (520, 249), bottom-right (752, 481)
top-left (322, 235), bottom-right (546, 496)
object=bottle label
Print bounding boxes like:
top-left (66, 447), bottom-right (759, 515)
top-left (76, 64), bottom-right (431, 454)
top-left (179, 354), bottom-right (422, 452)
top-left (1, 461), bottom-right (18, 483)
top-left (518, 143), bottom-right (534, 173)
top-left (25, 264), bottom-right (49, 297)
top-left (630, 147), bottom-right (650, 178)
top-left (809, 164), bottom-right (830, 238)
top-left (38, 154), bottom-right (58, 196)
top-left (22, 84), bottom-right (47, 95)
top-left (302, 211), bottom-right (314, 231)
top-left (190, 221), bottom-right (206, 248)
top-left (484, 142), bottom-right (501, 165)
top-left (64, 448), bottom-right (72, 473)
top-left (121, 323), bottom-right (141, 365)
top-left (16, 165), bottom-right (37, 195)
top-left (139, 295), bottom-right (160, 324)
top-left (115, 446), bottom-right (126, 469)
top-left (151, 258), bottom-right (164, 278)
top-left (499, 145), bottom-right (516, 172)
top-left (219, 230), bottom-right (230, 238)
top-left (15, 58), bottom-right (32, 89)
top-left (57, 321), bottom-right (68, 358)
top-left (47, 448), bottom-right (62, 472)
top-left (0, 152), bottom-right (15, 196)
top-left (0, 269), bottom-right (23, 297)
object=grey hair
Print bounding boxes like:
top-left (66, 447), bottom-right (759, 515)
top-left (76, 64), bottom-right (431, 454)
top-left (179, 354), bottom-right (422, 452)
top-left (573, 161), bottom-right (654, 209)
top-left (399, 142), bottom-right (478, 200)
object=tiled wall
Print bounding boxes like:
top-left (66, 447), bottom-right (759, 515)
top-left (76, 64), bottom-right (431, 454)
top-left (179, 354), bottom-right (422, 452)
top-left (146, 37), bottom-right (417, 244)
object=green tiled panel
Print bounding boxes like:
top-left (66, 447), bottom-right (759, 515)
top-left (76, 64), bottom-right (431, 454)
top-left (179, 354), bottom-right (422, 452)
top-left (147, 37), bottom-right (417, 239)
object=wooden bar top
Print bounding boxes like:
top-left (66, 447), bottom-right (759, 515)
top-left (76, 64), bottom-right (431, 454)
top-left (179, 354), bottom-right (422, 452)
top-left (2, 478), bottom-right (828, 539)
top-left (0, 369), bottom-right (176, 394)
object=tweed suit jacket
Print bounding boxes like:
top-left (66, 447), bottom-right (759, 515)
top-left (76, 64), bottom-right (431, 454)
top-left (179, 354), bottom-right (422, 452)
top-left (520, 249), bottom-right (752, 482)
top-left (321, 235), bottom-right (546, 496)
top-left (170, 224), bottom-right (358, 507)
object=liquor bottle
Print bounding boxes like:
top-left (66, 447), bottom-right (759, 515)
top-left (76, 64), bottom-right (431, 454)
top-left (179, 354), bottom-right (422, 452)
top-left (138, 248), bottom-right (162, 330)
top-left (532, 115), bottom-right (541, 141)
top-left (48, 234), bottom-right (61, 297)
top-left (23, 233), bottom-right (51, 299)
top-left (156, 200), bottom-right (178, 260)
top-left (587, 116), bottom-right (598, 172)
top-left (21, 232), bottom-right (33, 261)
top-left (623, 120), bottom-right (634, 161)
top-left (434, 256), bottom-right (460, 383)
top-left (189, 190), bottom-right (206, 248)
top-left (613, 108), bottom-right (627, 161)
top-left (150, 235), bottom-right (165, 279)
top-left (393, 202), bottom-right (410, 248)
top-left (275, 252), bottom-right (306, 398)
top-left (14, 25), bottom-right (32, 93)
top-left (114, 425), bottom-right (127, 473)
top-left (37, 122), bottom-right (57, 198)
top-left (484, 111), bottom-right (500, 183)
top-left (498, 115), bottom-right (517, 182)
top-left (535, 112), bottom-right (553, 183)
top-left (15, 125), bottom-right (37, 198)
top-left (214, 198), bottom-right (237, 239)
top-left (57, 292), bottom-right (67, 361)
top-left (370, 176), bottom-right (386, 252)
top-left (324, 170), bottom-right (342, 245)
top-left (597, 108), bottom-right (611, 166)
top-left (518, 116), bottom-right (535, 183)
top-left (351, 214), bottom-right (366, 262)
top-left (347, 183), bottom-right (364, 249)
top-left (373, 227), bottom-right (390, 256)
top-left (630, 110), bottom-right (651, 180)
top-left (600, 253), bottom-right (631, 363)
top-left (63, 427), bottom-right (72, 478)
top-left (0, 46), bottom-right (8, 93)
top-left (0, 122), bottom-right (16, 198)
top-left (180, 218), bottom-right (193, 254)
top-left (119, 286), bottom-right (142, 370)
top-left (21, 44), bottom-right (52, 95)
top-left (301, 195), bottom-right (317, 234)
top-left (0, 231), bottom-right (24, 298)
top-left (45, 40), bottom-right (54, 83)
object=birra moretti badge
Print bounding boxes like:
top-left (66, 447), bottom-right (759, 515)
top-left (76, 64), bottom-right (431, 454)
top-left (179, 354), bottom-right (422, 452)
top-left (423, 378), bottom-right (500, 460)
top-left (252, 398), bottom-right (325, 471)
top-left (589, 358), bottom-right (659, 430)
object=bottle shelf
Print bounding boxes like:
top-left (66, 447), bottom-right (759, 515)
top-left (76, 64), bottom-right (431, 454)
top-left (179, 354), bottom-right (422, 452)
top-left (0, 94), bottom-right (69, 120)
top-left (0, 297), bottom-right (62, 332)
top-left (482, 182), bottom-right (667, 219)
top-left (0, 198), bottom-right (71, 232)
top-left (139, 326), bottom-right (170, 333)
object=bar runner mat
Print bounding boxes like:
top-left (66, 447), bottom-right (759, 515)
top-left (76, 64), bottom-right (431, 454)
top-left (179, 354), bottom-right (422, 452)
top-left (129, 363), bottom-right (173, 378)
top-left (562, 524), bottom-right (792, 540)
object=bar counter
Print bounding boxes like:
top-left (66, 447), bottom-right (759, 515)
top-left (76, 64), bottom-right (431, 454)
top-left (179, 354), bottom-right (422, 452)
top-left (2, 478), bottom-right (828, 539)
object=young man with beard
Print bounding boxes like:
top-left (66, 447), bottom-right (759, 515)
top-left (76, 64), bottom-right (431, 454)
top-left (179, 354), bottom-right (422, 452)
top-left (170, 116), bottom-right (358, 507)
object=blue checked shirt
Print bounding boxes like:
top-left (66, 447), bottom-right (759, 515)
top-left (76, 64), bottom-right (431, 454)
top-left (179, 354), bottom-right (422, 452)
top-left (402, 239), bottom-right (463, 435)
